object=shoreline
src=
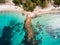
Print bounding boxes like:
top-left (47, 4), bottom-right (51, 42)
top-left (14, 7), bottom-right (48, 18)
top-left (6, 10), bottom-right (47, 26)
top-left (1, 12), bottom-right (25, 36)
top-left (0, 3), bottom-right (60, 45)
top-left (0, 4), bottom-right (60, 18)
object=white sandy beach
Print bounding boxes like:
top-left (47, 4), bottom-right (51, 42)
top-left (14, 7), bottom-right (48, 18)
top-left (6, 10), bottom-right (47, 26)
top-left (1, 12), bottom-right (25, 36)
top-left (0, 3), bottom-right (60, 17)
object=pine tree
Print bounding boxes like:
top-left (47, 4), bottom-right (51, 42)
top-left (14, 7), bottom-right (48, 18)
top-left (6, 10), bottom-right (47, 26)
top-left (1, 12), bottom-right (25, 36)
top-left (54, 0), bottom-right (60, 6)
top-left (12, 0), bottom-right (48, 11)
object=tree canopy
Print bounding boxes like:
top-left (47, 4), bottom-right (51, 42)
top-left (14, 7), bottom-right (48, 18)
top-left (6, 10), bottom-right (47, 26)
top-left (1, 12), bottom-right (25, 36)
top-left (54, 0), bottom-right (60, 6)
top-left (0, 0), bottom-right (5, 3)
top-left (13, 0), bottom-right (60, 11)
top-left (13, 0), bottom-right (46, 11)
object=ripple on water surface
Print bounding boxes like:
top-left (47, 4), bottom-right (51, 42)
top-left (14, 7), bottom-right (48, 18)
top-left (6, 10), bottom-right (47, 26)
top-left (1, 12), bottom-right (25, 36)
top-left (1, 12), bottom-right (60, 45)
top-left (0, 12), bottom-right (26, 45)
top-left (31, 12), bottom-right (60, 45)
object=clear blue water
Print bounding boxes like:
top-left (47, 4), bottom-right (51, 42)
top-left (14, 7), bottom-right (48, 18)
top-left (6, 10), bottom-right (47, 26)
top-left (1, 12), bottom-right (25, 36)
top-left (0, 12), bottom-right (60, 45)
top-left (31, 12), bottom-right (60, 45)
top-left (0, 12), bottom-right (26, 45)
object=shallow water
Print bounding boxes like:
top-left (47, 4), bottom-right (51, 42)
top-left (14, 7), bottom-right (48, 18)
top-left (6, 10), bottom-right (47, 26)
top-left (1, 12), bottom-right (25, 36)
top-left (31, 12), bottom-right (60, 45)
top-left (0, 12), bottom-right (60, 45)
top-left (0, 12), bottom-right (26, 45)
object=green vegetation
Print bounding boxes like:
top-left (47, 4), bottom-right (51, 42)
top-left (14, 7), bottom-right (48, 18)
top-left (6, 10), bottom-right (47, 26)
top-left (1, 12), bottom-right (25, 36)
top-left (13, 0), bottom-right (22, 6)
top-left (13, 0), bottom-right (46, 11)
top-left (0, 0), bottom-right (5, 3)
top-left (54, 0), bottom-right (60, 6)
top-left (13, 0), bottom-right (60, 11)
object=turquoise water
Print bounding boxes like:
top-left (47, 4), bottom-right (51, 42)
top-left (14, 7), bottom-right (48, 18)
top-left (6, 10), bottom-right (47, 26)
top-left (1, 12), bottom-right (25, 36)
top-left (31, 13), bottom-right (60, 45)
top-left (0, 12), bottom-right (60, 45)
top-left (0, 12), bottom-right (26, 45)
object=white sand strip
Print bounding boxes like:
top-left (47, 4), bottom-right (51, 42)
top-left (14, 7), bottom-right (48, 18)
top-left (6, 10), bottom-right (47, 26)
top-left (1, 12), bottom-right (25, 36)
top-left (0, 4), bottom-right (24, 13)
top-left (0, 4), bottom-right (60, 17)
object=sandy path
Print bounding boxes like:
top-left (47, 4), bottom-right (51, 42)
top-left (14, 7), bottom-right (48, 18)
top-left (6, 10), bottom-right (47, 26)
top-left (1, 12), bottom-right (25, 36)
top-left (25, 14), bottom-right (34, 41)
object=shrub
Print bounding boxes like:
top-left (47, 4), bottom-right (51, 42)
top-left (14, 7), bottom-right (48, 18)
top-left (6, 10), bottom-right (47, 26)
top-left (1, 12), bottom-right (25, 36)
top-left (0, 0), bottom-right (5, 3)
top-left (54, 0), bottom-right (60, 6)
top-left (13, 0), bottom-right (46, 11)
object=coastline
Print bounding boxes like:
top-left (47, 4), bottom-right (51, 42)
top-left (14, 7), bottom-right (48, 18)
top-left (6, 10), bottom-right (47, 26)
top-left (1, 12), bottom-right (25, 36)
top-left (0, 4), bottom-right (24, 13)
top-left (0, 4), bottom-right (60, 17)
top-left (0, 1), bottom-right (60, 45)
